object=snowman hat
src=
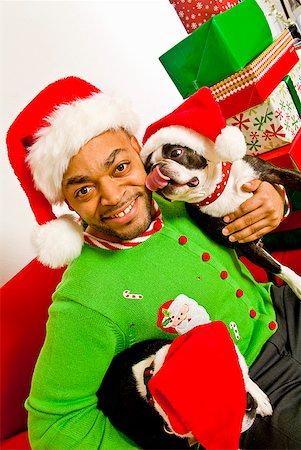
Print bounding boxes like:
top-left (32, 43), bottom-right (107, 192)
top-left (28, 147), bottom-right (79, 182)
top-left (149, 321), bottom-right (246, 449)
top-left (141, 87), bottom-right (246, 163)
top-left (6, 76), bottom-right (139, 268)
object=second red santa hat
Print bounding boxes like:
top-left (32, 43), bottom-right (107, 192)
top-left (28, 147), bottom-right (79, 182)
top-left (149, 321), bottom-right (247, 450)
top-left (141, 86), bottom-right (246, 164)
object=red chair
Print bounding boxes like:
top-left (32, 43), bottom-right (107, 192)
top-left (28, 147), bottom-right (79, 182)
top-left (240, 210), bottom-right (301, 284)
top-left (0, 259), bottom-right (65, 449)
top-left (1, 244), bottom-right (299, 449)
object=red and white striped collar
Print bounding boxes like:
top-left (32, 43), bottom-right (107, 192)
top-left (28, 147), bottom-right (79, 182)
top-left (83, 199), bottom-right (163, 250)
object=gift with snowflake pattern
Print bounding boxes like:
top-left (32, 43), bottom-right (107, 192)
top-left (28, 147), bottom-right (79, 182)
top-left (226, 81), bottom-right (301, 155)
top-left (168, 0), bottom-right (239, 32)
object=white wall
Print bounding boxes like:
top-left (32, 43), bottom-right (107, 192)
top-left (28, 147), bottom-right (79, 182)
top-left (1, 0), bottom-right (284, 286)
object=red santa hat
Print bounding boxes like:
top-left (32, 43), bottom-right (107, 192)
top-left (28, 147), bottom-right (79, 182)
top-left (6, 76), bottom-right (139, 268)
top-left (141, 87), bottom-right (246, 164)
top-left (149, 321), bottom-right (246, 450)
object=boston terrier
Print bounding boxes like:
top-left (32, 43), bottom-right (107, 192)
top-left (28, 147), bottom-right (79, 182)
top-left (141, 87), bottom-right (301, 299)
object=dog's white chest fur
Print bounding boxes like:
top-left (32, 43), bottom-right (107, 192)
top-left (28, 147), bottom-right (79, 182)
top-left (202, 160), bottom-right (257, 217)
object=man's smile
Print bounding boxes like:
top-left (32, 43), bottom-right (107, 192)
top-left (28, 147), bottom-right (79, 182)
top-left (102, 198), bottom-right (138, 223)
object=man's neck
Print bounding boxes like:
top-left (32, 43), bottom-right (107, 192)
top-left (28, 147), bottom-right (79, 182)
top-left (85, 203), bottom-right (157, 243)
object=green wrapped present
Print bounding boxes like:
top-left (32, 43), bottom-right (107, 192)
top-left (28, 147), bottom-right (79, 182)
top-left (159, 0), bottom-right (273, 98)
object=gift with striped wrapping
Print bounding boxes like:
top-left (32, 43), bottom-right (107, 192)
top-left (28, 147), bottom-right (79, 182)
top-left (210, 30), bottom-right (299, 119)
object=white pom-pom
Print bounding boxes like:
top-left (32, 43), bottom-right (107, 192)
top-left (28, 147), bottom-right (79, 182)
top-left (32, 214), bottom-right (84, 268)
top-left (214, 126), bottom-right (247, 162)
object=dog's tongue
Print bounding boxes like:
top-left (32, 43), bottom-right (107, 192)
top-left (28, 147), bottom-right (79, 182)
top-left (145, 165), bottom-right (170, 191)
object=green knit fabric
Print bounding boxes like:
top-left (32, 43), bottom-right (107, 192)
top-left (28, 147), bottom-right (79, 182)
top-left (25, 196), bottom-right (276, 449)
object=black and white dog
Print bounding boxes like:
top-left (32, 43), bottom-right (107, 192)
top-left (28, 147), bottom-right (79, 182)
top-left (141, 88), bottom-right (301, 299)
top-left (97, 296), bottom-right (272, 449)
top-left (143, 146), bottom-right (301, 298)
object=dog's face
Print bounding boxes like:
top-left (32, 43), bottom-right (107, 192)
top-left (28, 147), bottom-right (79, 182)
top-left (144, 143), bottom-right (213, 203)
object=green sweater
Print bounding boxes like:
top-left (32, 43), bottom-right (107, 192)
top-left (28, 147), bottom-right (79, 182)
top-left (26, 197), bottom-right (276, 449)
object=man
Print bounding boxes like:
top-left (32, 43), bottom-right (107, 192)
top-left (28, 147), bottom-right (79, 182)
top-left (7, 77), bottom-right (300, 449)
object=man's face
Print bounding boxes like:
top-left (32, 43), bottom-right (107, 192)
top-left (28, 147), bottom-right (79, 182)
top-left (62, 129), bottom-right (153, 241)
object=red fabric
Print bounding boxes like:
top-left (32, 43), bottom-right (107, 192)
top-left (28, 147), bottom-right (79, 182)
top-left (149, 322), bottom-right (246, 449)
top-left (169, 0), bottom-right (238, 32)
top-left (240, 248), bottom-right (301, 285)
top-left (0, 259), bottom-right (65, 440)
top-left (1, 431), bottom-right (30, 449)
top-left (240, 211), bottom-right (301, 284)
top-left (275, 210), bottom-right (301, 233)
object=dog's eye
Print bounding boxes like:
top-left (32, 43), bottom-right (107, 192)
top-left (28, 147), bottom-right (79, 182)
top-left (171, 148), bottom-right (183, 158)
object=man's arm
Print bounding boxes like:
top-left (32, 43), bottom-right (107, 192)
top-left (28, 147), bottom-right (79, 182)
top-left (222, 180), bottom-right (285, 243)
top-left (25, 298), bottom-right (138, 450)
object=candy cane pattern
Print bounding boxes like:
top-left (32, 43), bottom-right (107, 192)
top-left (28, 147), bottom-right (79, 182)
top-left (123, 290), bottom-right (143, 300)
top-left (229, 321), bottom-right (240, 340)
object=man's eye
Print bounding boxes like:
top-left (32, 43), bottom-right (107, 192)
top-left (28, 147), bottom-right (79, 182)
top-left (171, 148), bottom-right (183, 158)
top-left (115, 162), bottom-right (129, 173)
top-left (76, 186), bottom-right (92, 197)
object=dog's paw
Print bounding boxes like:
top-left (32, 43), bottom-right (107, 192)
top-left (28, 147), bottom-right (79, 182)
top-left (256, 390), bottom-right (273, 417)
top-left (246, 379), bottom-right (272, 417)
top-left (279, 268), bottom-right (301, 300)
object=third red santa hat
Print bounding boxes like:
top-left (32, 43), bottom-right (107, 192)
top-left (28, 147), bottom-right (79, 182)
top-left (141, 87), bottom-right (246, 164)
top-left (6, 76), bottom-right (139, 268)
top-left (149, 321), bottom-right (247, 450)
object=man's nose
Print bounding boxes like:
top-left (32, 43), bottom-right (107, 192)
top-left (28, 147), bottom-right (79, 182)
top-left (99, 178), bottom-right (124, 206)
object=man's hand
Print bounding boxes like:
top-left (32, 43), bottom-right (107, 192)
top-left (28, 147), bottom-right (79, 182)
top-left (222, 180), bottom-right (285, 243)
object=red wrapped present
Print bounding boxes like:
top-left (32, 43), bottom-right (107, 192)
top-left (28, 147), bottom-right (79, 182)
top-left (169, 0), bottom-right (239, 32)
top-left (259, 128), bottom-right (301, 170)
top-left (210, 30), bottom-right (299, 119)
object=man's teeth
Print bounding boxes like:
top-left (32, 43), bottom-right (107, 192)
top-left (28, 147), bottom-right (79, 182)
top-left (111, 200), bottom-right (135, 218)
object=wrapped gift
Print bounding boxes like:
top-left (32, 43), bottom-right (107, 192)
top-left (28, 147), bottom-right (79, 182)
top-left (259, 129), bottom-right (301, 170)
top-left (211, 30), bottom-right (299, 119)
top-left (283, 75), bottom-right (301, 116)
top-left (289, 59), bottom-right (301, 101)
top-left (226, 81), bottom-right (301, 156)
top-left (159, 0), bottom-right (273, 98)
top-left (283, 60), bottom-right (301, 116)
top-left (168, 0), bottom-right (238, 33)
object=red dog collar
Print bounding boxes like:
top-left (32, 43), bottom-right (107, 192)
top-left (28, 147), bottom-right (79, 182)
top-left (194, 162), bottom-right (232, 207)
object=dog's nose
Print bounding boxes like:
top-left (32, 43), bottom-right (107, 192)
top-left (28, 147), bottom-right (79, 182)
top-left (246, 392), bottom-right (258, 413)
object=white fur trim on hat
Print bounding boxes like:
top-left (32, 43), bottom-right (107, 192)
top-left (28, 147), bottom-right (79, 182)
top-left (32, 214), bottom-right (84, 268)
top-left (214, 126), bottom-right (247, 162)
top-left (26, 92), bottom-right (139, 204)
top-left (142, 124), bottom-right (246, 163)
top-left (141, 125), bottom-right (215, 162)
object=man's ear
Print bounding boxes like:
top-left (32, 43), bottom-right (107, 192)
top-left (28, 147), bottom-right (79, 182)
top-left (130, 135), bottom-right (141, 155)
